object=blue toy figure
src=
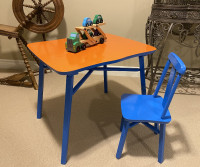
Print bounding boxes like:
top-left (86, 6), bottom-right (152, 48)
top-left (82, 17), bottom-right (93, 27)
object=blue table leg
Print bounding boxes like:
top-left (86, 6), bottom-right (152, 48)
top-left (61, 75), bottom-right (74, 165)
top-left (104, 65), bottom-right (108, 93)
top-left (154, 123), bottom-right (159, 134)
top-left (37, 61), bottom-right (45, 119)
top-left (139, 56), bottom-right (146, 95)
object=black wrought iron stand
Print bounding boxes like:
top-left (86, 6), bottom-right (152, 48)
top-left (146, 0), bottom-right (200, 95)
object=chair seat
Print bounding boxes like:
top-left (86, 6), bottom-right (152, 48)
top-left (121, 94), bottom-right (171, 123)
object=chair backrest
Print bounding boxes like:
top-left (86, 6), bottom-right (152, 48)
top-left (153, 52), bottom-right (186, 119)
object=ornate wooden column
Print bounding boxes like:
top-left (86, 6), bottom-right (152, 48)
top-left (146, 0), bottom-right (200, 94)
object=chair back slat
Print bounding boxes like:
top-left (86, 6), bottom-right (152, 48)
top-left (161, 74), bottom-right (182, 119)
top-left (162, 66), bottom-right (176, 107)
top-left (153, 52), bottom-right (186, 119)
top-left (153, 60), bottom-right (170, 97)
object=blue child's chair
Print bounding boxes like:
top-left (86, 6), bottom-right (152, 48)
top-left (116, 52), bottom-right (186, 163)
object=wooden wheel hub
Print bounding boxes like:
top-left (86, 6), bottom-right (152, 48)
top-left (12, 0), bottom-right (64, 33)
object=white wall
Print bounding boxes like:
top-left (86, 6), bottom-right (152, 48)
top-left (0, 0), bottom-right (154, 67)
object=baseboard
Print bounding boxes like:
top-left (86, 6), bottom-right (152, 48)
top-left (0, 59), bottom-right (139, 77)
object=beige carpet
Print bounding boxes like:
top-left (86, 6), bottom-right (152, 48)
top-left (0, 72), bottom-right (200, 167)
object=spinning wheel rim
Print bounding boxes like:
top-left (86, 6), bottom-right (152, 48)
top-left (12, 0), bottom-right (64, 33)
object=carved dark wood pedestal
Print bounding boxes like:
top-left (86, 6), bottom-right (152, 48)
top-left (146, 0), bottom-right (200, 95)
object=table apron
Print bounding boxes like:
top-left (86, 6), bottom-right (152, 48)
top-left (72, 66), bottom-right (142, 96)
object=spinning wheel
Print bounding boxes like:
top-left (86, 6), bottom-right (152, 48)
top-left (0, 0), bottom-right (64, 89)
top-left (13, 0), bottom-right (64, 33)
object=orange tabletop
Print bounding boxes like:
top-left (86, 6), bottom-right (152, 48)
top-left (28, 34), bottom-right (156, 75)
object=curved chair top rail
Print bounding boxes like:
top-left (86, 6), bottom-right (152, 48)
top-left (168, 52), bottom-right (186, 75)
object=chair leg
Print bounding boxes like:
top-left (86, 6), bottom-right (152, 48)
top-left (116, 120), bottom-right (129, 159)
top-left (120, 117), bottom-right (124, 132)
top-left (158, 124), bottom-right (166, 163)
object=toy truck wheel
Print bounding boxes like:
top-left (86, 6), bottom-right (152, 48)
top-left (100, 38), bottom-right (104, 44)
top-left (96, 20), bottom-right (99, 24)
top-left (86, 23), bottom-right (89, 27)
top-left (100, 19), bottom-right (103, 23)
top-left (81, 44), bottom-right (86, 50)
top-left (76, 46), bottom-right (81, 52)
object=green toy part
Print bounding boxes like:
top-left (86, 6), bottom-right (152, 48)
top-left (66, 32), bottom-right (85, 53)
top-left (93, 15), bottom-right (103, 24)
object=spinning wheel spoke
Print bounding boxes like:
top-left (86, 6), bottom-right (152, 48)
top-left (29, 10), bottom-right (37, 19)
top-left (40, 15), bottom-right (43, 24)
top-left (41, 13), bottom-right (49, 22)
top-left (31, 0), bottom-right (38, 6)
top-left (36, 14), bottom-right (41, 24)
top-left (42, 0), bottom-right (53, 8)
top-left (23, 4), bottom-right (35, 9)
top-left (43, 8), bottom-right (55, 13)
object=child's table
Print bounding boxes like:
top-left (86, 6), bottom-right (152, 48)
top-left (28, 34), bottom-right (156, 164)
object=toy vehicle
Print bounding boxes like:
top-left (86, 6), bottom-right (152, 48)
top-left (66, 20), bottom-right (106, 53)
top-left (82, 29), bottom-right (94, 39)
top-left (66, 32), bottom-right (86, 52)
top-left (82, 17), bottom-right (93, 27)
top-left (93, 15), bottom-right (103, 24)
top-left (93, 29), bottom-right (101, 36)
top-left (75, 23), bottom-right (107, 47)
